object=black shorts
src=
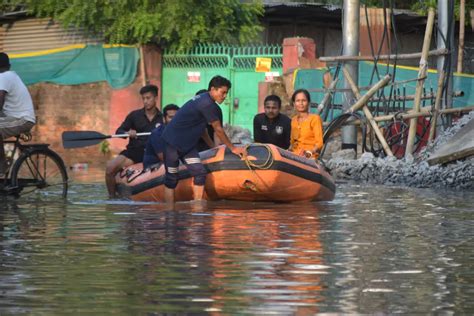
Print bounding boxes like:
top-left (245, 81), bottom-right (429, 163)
top-left (119, 148), bottom-right (145, 163)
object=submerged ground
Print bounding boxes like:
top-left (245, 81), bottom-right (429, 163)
top-left (0, 171), bottom-right (472, 314)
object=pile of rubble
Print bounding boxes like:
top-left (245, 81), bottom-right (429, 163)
top-left (224, 124), bottom-right (253, 144)
top-left (325, 112), bottom-right (474, 190)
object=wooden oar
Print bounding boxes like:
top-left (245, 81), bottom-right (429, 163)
top-left (62, 131), bottom-right (151, 149)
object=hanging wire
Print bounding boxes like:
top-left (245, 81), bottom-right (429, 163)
top-left (387, 0), bottom-right (400, 113)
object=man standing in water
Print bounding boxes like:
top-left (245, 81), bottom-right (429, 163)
top-left (195, 89), bottom-right (223, 152)
top-left (161, 75), bottom-right (246, 203)
top-left (105, 84), bottom-right (163, 198)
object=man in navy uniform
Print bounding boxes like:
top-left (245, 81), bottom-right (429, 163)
top-left (195, 89), bottom-right (223, 152)
top-left (253, 95), bottom-right (291, 149)
top-left (161, 75), bottom-right (246, 203)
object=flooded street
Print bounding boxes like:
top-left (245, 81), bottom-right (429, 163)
top-left (0, 170), bottom-right (473, 314)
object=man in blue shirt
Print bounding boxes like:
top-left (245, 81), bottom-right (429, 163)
top-left (195, 89), bottom-right (224, 152)
top-left (143, 103), bottom-right (180, 169)
top-left (161, 76), bottom-right (246, 203)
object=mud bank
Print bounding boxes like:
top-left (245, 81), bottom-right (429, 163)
top-left (325, 112), bottom-right (474, 190)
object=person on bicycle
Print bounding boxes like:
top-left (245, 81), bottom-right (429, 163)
top-left (0, 52), bottom-right (36, 177)
top-left (105, 84), bottom-right (163, 198)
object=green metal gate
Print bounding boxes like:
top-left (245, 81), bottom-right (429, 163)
top-left (162, 44), bottom-right (282, 133)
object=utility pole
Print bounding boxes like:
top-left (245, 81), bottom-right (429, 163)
top-left (457, 0), bottom-right (465, 73)
top-left (341, 0), bottom-right (360, 155)
top-left (437, 0), bottom-right (454, 126)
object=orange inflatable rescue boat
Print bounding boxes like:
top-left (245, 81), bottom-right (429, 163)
top-left (116, 144), bottom-right (335, 202)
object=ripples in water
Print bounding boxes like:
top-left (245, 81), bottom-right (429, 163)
top-left (0, 178), bottom-right (473, 314)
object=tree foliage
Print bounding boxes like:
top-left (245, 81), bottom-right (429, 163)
top-left (11, 0), bottom-right (264, 50)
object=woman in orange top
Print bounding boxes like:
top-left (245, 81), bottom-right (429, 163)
top-left (290, 89), bottom-right (324, 159)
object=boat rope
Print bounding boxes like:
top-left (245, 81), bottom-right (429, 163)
top-left (239, 143), bottom-right (275, 192)
top-left (242, 143), bottom-right (274, 170)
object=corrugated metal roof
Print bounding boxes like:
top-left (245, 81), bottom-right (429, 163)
top-left (262, 2), bottom-right (427, 31)
top-left (262, 1), bottom-right (422, 17)
top-left (0, 18), bottom-right (102, 54)
top-left (0, 9), bottom-right (28, 20)
top-left (263, 1), bottom-right (340, 10)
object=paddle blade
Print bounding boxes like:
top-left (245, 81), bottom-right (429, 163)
top-left (62, 131), bottom-right (109, 149)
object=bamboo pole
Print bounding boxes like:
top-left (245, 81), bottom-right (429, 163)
top-left (319, 48), bottom-right (448, 62)
top-left (308, 76), bottom-right (424, 93)
top-left (457, 0), bottom-right (465, 73)
top-left (369, 90), bottom-right (463, 103)
top-left (437, 105), bottom-right (474, 114)
top-left (428, 70), bottom-right (446, 142)
top-left (317, 78), bottom-right (338, 113)
top-left (347, 74), bottom-right (392, 113)
top-left (139, 46), bottom-right (147, 86)
top-left (343, 67), bottom-right (394, 156)
top-left (323, 105), bottom-right (474, 127)
top-left (405, 8), bottom-right (436, 157)
top-left (348, 105), bottom-right (474, 125)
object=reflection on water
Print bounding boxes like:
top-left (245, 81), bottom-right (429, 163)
top-left (0, 171), bottom-right (473, 314)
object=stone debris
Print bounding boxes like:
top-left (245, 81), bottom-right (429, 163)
top-left (325, 111), bottom-right (474, 190)
top-left (224, 124), bottom-right (253, 145)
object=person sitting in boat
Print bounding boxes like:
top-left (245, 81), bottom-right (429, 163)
top-left (195, 89), bottom-right (223, 152)
top-left (142, 103), bottom-right (179, 169)
top-left (105, 84), bottom-right (163, 198)
top-left (289, 89), bottom-right (324, 159)
top-left (161, 75), bottom-right (246, 203)
top-left (253, 95), bottom-right (291, 149)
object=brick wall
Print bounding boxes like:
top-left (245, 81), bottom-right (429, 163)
top-left (21, 45), bottom-right (162, 172)
top-left (28, 82), bottom-right (114, 169)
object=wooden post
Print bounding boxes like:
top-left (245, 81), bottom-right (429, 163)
top-left (428, 70), bottom-right (446, 142)
top-left (405, 8), bottom-right (436, 157)
top-left (368, 90), bottom-right (463, 103)
top-left (437, 105), bottom-right (474, 114)
top-left (319, 48), bottom-right (448, 62)
top-left (317, 78), bottom-right (338, 113)
top-left (348, 105), bottom-right (474, 125)
top-left (139, 45), bottom-right (147, 86)
top-left (343, 67), bottom-right (394, 157)
top-left (347, 74), bottom-right (392, 113)
top-left (457, 0), bottom-right (465, 73)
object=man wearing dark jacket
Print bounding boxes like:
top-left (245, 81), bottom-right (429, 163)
top-left (105, 84), bottom-right (163, 198)
top-left (253, 95), bottom-right (291, 149)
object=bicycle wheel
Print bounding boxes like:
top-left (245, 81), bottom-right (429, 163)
top-left (11, 148), bottom-right (68, 198)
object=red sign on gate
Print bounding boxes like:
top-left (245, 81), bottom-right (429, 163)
top-left (187, 71), bottom-right (201, 83)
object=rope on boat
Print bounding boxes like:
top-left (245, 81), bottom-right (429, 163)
top-left (240, 143), bottom-right (275, 192)
top-left (242, 143), bottom-right (274, 170)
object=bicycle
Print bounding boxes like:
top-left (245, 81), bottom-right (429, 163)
top-left (1, 133), bottom-right (68, 198)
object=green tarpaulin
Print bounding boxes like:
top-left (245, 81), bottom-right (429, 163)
top-left (10, 45), bottom-right (139, 89)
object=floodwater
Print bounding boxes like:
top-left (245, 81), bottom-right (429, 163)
top-left (0, 169), bottom-right (473, 314)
